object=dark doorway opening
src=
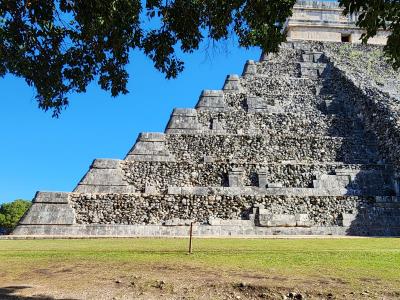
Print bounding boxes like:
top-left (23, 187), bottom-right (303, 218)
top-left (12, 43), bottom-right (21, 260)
top-left (341, 34), bottom-right (351, 43)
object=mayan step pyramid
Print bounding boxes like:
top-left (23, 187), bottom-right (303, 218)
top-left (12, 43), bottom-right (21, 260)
top-left (13, 41), bottom-right (400, 236)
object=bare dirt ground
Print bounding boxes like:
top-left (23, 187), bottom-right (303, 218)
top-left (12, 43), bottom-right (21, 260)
top-left (1, 238), bottom-right (399, 299)
top-left (1, 261), bottom-right (399, 300)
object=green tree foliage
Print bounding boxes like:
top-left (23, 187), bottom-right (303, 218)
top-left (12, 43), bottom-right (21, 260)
top-left (0, 1), bottom-right (398, 116)
top-left (0, 199), bottom-right (31, 232)
top-left (339, 0), bottom-right (400, 70)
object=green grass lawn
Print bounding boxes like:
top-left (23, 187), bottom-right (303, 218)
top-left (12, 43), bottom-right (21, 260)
top-left (1, 238), bottom-right (399, 279)
top-left (0, 238), bottom-right (399, 299)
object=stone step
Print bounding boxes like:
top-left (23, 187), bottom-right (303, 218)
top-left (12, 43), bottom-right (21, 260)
top-left (123, 160), bottom-right (393, 194)
top-left (164, 186), bottom-right (393, 197)
top-left (65, 193), bottom-right (400, 234)
top-left (19, 192), bottom-right (400, 235)
top-left (260, 47), bottom-right (304, 64)
top-left (196, 110), bottom-right (374, 137)
top-left (197, 91), bottom-right (331, 116)
top-left (242, 76), bottom-right (319, 96)
top-left (243, 61), bottom-right (302, 78)
top-left (16, 224), bottom-right (400, 237)
top-left (164, 134), bottom-right (379, 164)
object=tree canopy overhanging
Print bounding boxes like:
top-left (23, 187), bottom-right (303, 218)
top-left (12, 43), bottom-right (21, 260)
top-left (0, 0), bottom-right (399, 117)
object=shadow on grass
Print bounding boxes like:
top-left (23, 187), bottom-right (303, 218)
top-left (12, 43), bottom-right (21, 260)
top-left (0, 286), bottom-right (77, 300)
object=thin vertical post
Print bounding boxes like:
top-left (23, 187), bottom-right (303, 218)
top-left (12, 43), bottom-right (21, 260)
top-left (188, 222), bottom-right (193, 254)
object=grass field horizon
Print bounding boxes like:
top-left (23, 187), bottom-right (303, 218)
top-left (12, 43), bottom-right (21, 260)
top-left (0, 238), bottom-right (399, 299)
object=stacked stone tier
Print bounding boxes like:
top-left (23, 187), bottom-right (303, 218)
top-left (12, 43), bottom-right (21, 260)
top-left (196, 111), bottom-right (372, 137)
top-left (250, 61), bottom-right (302, 77)
top-left (122, 161), bottom-right (392, 195)
top-left (162, 134), bottom-right (378, 164)
top-left (69, 193), bottom-right (400, 234)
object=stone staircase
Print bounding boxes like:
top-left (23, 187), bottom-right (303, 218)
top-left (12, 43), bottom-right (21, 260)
top-left (13, 41), bottom-right (400, 236)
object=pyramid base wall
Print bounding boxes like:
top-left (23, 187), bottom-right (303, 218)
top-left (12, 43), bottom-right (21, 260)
top-left (11, 224), bottom-right (400, 237)
top-left (13, 192), bottom-right (400, 237)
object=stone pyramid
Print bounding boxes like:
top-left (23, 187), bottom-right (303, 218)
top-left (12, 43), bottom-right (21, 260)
top-left (14, 41), bottom-right (400, 236)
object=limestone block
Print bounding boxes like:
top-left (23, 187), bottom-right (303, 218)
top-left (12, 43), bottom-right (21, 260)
top-left (267, 182), bottom-right (283, 188)
top-left (258, 208), bottom-right (268, 215)
top-left (74, 159), bottom-right (136, 193)
top-left (258, 214), bottom-right (297, 227)
top-left (280, 42), bottom-right (295, 50)
top-left (323, 99), bottom-right (341, 114)
top-left (248, 210), bottom-right (256, 221)
top-left (313, 174), bottom-right (350, 191)
top-left (138, 132), bottom-right (166, 141)
top-left (165, 108), bottom-right (203, 133)
top-left (92, 159), bottom-right (121, 169)
top-left (293, 43), bottom-right (311, 51)
top-left (208, 217), bottom-right (221, 226)
top-left (164, 218), bottom-right (193, 226)
top-left (196, 90), bottom-right (227, 111)
top-left (203, 155), bottom-right (214, 163)
top-left (246, 96), bottom-right (283, 113)
top-left (132, 141), bottom-right (164, 155)
top-left (340, 213), bottom-right (357, 227)
top-left (78, 164), bottom-right (124, 186)
top-left (259, 52), bottom-right (275, 61)
top-left (242, 60), bottom-right (257, 76)
top-left (375, 196), bottom-right (397, 203)
top-left (75, 185), bottom-right (136, 194)
top-left (210, 118), bottom-right (226, 133)
top-left (300, 62), bottom-right (327, 78)
top-left (253, 204), bottom-right (265, 210)
top-left (34, 191), bottom-right (69, 204)
top-left (339, 169), bottom-right (390, 196)
top-left (302, 51), bottom-right (324, 63)
top-left (223, 75), bottom-right (242, 91)
top-left (19, 192), bottom-right (75, 225)
top-left (228, 168), bottom-right (245, 187)
top-left (335, 169), bottom-right (360, 180)
top-left (167, 187), bottom-right (182, 195)
top-left (144, 185), bottom-right (158, 194)
top-left (20, 203), bottom-right (75, 225)
top-left (126, 132), bottom-right (175, 162)
top-left (181, 187), bottom-right (212, 196)
top-left (300, 66), bottom-right (319, 78)
top-left (302, 52), bottom-right (314, 62)
top-left (218, 219), bottom-right (253, 226)
top-left (296, 214), bottom-right (311, 227)
top-left (258, 169), bottom-right (268, 188)
top-left (312, 52), bottom-right (324, 62)
top-left (11, 224), bottom-right (369, 237)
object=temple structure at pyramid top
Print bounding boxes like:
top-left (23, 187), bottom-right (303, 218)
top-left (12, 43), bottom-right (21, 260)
top-left (285, 0), bottom-right (389, 45)
top-left (13, 2), bottom-right (400, 237)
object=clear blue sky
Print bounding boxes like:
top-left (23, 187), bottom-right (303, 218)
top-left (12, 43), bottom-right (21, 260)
top-left (0, 41), bottom-right (261, 204)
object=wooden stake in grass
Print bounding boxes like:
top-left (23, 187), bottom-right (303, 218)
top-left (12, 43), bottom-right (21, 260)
top-left (188, 222), bottom-right (193, 254)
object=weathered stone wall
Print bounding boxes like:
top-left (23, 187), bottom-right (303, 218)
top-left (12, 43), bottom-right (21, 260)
top-left (123, 161), bottom-right (388, 192)
top-left (197, 111), bottom-right (363, 137)
top-left (322, 43), bottom-right (400, 171)
top-left (286, 1), bottom-right (389, 45)
top-left (70, 193), bottom-right (375, 226)
top-left (256, 61), bottom-right (302, 77)
top-left (165, 134), bottom-right (378, 164)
